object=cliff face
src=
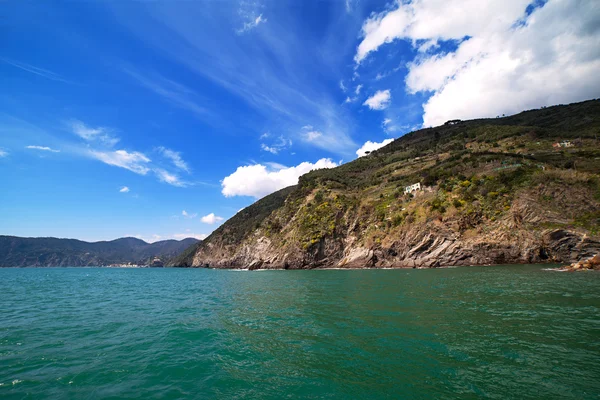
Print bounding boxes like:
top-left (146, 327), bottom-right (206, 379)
top-left (173, 100), bottom-right (600, 269)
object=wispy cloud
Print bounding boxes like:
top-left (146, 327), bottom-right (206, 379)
top-left (123, 67), bottom-right (210, 119)
top-left (182, 210), bottom-right (198, 218)
top-left (119, 186), bottom-right (130, 193)
top-left (154, 168), bottom-right (187, 187)
top-left (0, 148), bottom-right (8, 158)
top-left (70, 120), bottom-right (120, 147)
top-left (304, 130), bottom-right (322, 141)
top-left (172, 233), bottom-right (208, 241)
top-left (260, 135), bottom-right (291, 154)
top-left (107, 2), bottom-right (358, 155)
top-left (238, 13), bottom-right (267, 34)
top-left (25, 145), bottom-right (60, 153)
top-left (157, 146), bottom-right (190, 173)
top-left (69, 118), bottom-right (192, 187)
top-left (89, 149), bottom-right (151, 175)
top-left (0, 57), bottom-right (70, 83)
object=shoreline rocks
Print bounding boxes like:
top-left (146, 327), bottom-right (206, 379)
top-left (558, 254), bottom-right (600, 271)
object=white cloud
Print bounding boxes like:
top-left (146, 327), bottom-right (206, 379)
top-left (200, 213), bottom-right (224, 224)
top-left (356, 138), bottom-right (394, 157)
top-left (261, 144), bottom-right (278, 154)
top-left (222, 158), bottom-right (338, 198)
top-left (260, 135), bottom-right (291, 154)
top-left (345, 0), bottom-right (353, 13)
top-left (238, 13), bottom-right (267, 34)
top-left (154, 168), bottom-right (186, 187)
top-left (157, 146), bottom-right (190, 173)
top-left (172, 233), bottom-right (208, 241)
top-left (355, 84), bottom-right (363, 95)
top-left (260, 132), bottom-right (270, 139)
top-left (339, 81), bottom-right (347, 92)
top-left (89, 149), bottom-right (151, 175)
top-left (182, 210), bottom-right (197, 218)
top-left (70, 120), bottom-right (119, 147)
top-left (355, 0), bottom-right (600, 126)
top-left (74, 121), bottom-right (191, 187)
top-left (0, 148), bottom-right (7, 158)
top-left (305, 131), bottom-right (322, 141)
top-left (133, 233), bottom-right (207, 243)
top-left (0, 57), bottom-right (70, 83)
top-left (119, 186), bottom-right (130, 193)
top-left (363, 90), bottom-right (391, 110)
top-left (25, 145), bottom-right (60, 153)
top-left (383, 118), bottom-right (392, 126)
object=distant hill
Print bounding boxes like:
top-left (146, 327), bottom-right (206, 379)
top-left (172, 99), bottom-right (600, 269)
top-left (0, 236), bottom-right (199, 267)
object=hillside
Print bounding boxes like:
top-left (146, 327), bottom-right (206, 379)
top-left (0, 236), bottom-right (199, 267)
top-left (172, 100), bottom-right (600, 269)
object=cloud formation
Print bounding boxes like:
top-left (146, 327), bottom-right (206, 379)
top-left (260, 135), bottom-right (292, 154)
top-left (154, 168), bottom-right (186, 187)
top-left (89, 149), bottom-right (151, 175)
top-left (355, 0), bottom-right (600, 126)
top-left (363, 90), bottom-right (391, 110)
top-left (182, 210), bottom-right (197, 218)
top-left (356, 138), bottom-right (394, 157)
top-left (26, 145), bottom-right (60, 153)
top-left (238, 14), bottom-right (267, 34)
top-left (172, 233), bottom-right (208, 241)
top-left (119, 186), bottom-right (130, 193)
top-left (0, 148), bottom-right (8, 158)
top-left (70, 120), bottom-right (119, 147)
top-left (222, 158), bottom-right (338, 198)
top-left (0, 57), bottom-right (70, 83)
top-left (200, 213), bottom-right (224, 224)
top-left (304, 130), bottom-right (323, 141)
top-left (157, 146), bottom-right (190, 173)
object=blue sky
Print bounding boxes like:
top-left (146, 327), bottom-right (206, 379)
top-left (1, 0), bottom-right (598, 242)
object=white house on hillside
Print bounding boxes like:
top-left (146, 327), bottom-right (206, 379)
top-left (404, 182), bottom-right (421, 194)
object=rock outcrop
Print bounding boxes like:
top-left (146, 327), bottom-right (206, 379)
top-left (559, 254), bottom-right (600, 271)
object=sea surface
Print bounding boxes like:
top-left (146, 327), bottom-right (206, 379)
top-left (1, 265), bottom-right (599, 399)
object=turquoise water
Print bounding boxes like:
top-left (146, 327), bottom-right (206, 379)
top-left (1, 266), bottom-right (599, 399)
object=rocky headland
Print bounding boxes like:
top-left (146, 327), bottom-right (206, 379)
top-left (170, 100), bottom-right (600, 270)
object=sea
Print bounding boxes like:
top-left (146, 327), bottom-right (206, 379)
top-left (1, 265), bottom-right (599, 399)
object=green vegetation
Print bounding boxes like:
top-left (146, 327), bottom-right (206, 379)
top-left (0, 236), bottom-right (199, 267)
top-left (171, 100), bottom-right (600, 267)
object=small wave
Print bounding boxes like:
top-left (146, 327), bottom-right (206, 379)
top-left (12, 379), bottom-right (22, 385)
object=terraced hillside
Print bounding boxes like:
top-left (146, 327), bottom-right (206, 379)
top-left (171, 100), bottom-right (600, 269)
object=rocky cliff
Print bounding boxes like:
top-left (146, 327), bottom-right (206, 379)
top-left (171, 100), bottom-right (600, 269)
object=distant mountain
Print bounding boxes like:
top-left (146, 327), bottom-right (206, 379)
top-left (171, 99), bottom-right (600, 269)
top-left (0, 236), bottom-right (199, 267)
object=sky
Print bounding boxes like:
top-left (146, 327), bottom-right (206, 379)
top-left (1, 0), bottom-right (599, 242)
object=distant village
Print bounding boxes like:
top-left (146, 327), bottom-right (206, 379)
top-left (107, 257), bottom-right (165, 268)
